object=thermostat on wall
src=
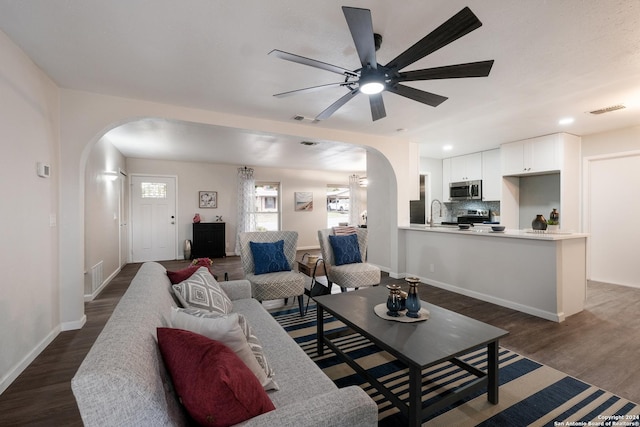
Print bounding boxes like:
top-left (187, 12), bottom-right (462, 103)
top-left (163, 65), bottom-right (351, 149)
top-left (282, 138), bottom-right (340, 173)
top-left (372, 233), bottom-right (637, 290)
top-left (37, 162), bottom-right (50, 178)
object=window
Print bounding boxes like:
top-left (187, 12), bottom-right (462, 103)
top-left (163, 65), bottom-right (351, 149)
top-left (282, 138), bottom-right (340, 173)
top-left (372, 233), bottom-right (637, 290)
top-left (254, 182), bottom-right (280, 231)
top-left (326, 185), bottom-right (350, 227)
top-left (140, 182), bottom-right (167, 198)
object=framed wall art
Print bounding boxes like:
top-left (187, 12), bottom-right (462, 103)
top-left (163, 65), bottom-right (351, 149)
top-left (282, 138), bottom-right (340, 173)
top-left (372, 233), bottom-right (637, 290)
top-left (199, 191), bottom-right (217, 208)
top-left (295, 192), bottom-right (313, 211)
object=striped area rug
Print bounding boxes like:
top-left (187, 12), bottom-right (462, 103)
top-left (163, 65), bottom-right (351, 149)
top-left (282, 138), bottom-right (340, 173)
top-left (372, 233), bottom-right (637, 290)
top-left (271, 304), bottom-right (640, 427)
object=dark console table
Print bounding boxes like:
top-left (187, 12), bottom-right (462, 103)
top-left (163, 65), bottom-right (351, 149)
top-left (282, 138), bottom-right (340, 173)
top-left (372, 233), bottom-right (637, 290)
top-left (192, 222), bottom-right (225, 259)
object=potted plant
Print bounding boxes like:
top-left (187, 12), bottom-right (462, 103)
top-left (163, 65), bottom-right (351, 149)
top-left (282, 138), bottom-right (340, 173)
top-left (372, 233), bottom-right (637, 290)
top-left (547, 219), bottom-right (559, 233)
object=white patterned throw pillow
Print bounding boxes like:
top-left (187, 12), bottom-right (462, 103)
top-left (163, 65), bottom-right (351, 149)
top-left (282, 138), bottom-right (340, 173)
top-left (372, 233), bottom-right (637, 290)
top-left (172, 267), bottom-right (232, 315)
top-left (173, 307), bottom-right (279, 391)
top-left (237, 313), bottom-right (278, 390)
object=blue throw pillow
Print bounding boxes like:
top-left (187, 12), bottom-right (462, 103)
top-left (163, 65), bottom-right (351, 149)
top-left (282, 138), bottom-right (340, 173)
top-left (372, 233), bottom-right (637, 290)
top-left (329, 234), bottom-right (362, 266)
top-left (249, 240), bottom-right (291, 275)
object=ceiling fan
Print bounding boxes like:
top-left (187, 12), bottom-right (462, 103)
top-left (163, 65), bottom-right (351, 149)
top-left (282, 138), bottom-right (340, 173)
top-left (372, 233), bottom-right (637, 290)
top-left (269, 6), bottom-right (494, 121)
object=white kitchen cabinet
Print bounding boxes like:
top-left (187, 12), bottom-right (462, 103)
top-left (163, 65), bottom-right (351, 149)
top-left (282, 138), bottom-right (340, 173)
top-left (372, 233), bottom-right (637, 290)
top-left (442, 158), bottom-right (451, 201)
top-left (449, 152), bottom-right (482, 181)
top-left (501, 134), bottom-right (561, 176)
top-left (500, 133), bottom-right (581, 232)
top-left (481, 149), bottom-right (501, 201)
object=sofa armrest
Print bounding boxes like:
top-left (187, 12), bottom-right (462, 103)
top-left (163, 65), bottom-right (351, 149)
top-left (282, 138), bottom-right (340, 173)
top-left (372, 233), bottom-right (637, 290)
top-left (239, 386), bottom-right (378, 427)
top-left (220, 279), bottom-right (252, 300)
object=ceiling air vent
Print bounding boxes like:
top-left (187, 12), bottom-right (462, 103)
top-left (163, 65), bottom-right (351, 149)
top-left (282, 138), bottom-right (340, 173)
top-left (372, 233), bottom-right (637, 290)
top-left (291, 115), bottom-right (319, 124)
top-left (589, 104), bottom-right (626, 115)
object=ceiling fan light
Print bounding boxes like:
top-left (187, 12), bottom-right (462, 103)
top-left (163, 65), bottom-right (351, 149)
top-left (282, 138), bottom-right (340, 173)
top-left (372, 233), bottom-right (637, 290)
top-left (360, 81), bottom-right (384, 95)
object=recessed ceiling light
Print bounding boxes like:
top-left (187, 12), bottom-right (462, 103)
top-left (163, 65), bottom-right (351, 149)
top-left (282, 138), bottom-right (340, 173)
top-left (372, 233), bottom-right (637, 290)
top-left (558, 117), bottom-right (574, 125)
top-left (300, 141), bottom-right (318, 146)
top-left (443, 145), bottom-right (453, 151)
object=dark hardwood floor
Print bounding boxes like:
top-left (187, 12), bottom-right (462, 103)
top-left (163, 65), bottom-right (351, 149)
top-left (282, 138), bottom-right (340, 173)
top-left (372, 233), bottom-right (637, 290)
top-left (1, 253), bottom-right (639, 426)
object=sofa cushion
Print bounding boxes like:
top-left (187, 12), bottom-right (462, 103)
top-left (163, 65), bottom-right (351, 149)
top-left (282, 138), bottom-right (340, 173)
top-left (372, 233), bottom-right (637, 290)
top-left (329, 234), bottom-right (362, 266)
top-left (157, 327), bottom-right (275, 427)
top-left (172, 267), bottom-right (232, 314)
top-left (170, 308), bottom-right (276, 390)
top-left (250, 240), bottom-right (291, 275)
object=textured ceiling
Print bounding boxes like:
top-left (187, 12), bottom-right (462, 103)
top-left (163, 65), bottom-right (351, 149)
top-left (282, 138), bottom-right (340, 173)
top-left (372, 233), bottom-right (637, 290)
top-left (1, 0), bottom-right (639, 170)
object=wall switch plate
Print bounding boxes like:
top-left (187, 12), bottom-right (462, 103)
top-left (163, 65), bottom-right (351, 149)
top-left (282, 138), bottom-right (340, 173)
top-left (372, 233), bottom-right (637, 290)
top-left (49, 213), bottom-right (57, 227)
top-left (429, 264), bottom-right (435, 273)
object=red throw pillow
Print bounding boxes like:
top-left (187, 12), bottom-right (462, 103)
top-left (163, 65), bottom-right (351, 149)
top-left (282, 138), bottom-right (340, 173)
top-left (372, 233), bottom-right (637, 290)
top-left (157, 328), bottom-right (275, 427)
top-left (168, 259), bottom-right (216, 284)
top-left (166, 265), bottom-right (200, 284)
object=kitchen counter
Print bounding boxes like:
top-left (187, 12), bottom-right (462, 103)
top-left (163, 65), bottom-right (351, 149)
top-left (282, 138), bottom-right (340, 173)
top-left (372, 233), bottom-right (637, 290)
top-left (402, 224), bottom-right (588, 241)
top-left (399, 225), bottom-right (588, 322)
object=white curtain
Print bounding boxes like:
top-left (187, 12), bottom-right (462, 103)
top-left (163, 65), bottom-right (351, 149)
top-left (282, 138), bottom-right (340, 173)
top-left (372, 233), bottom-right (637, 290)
top-left (235, 167), bottom-right (256, 255)
top-left (349, 174), bottom-right (362, 226)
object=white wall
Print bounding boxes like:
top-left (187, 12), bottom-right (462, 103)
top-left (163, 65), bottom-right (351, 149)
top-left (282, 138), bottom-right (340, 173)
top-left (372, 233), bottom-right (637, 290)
top-left (518, 174), bottom-right (561, 229)
top-left (125, 157), bottom-right (360, 256)
top-left (367, 149), bottom-right (399, 276)
top-left (84, 139), bottom-right (126, 297)
top-left (581, 125), bottom-right (640, 157)
top-left (0, 30), bottom-right (60, 394)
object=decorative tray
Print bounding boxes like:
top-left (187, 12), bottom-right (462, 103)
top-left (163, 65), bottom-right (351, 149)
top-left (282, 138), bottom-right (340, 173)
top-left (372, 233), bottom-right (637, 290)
top-left (373, 302), bottom-right (430, 323)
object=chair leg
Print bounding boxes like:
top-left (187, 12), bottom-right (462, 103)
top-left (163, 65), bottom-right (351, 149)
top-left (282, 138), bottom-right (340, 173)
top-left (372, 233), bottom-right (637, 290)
top-left (297, 295), bottom-right (304, 317)
top-left (284, 297), bottom-right (288, 305)
top-left (340, 287), bottom-right (347, 293)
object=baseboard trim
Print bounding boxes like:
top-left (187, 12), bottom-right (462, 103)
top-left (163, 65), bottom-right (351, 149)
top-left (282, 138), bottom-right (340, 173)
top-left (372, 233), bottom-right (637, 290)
top-left (61, 314), bottom-right (87, 331)
top-left (0, 325), bottom-right (60, 395)
top-left (416, 276), bottom-right (562, 322)
top-left (84, 266), bottom-right (121, 302)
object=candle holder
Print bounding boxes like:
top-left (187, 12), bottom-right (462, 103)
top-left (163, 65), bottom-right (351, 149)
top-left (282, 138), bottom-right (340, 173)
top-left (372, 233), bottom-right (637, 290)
top-left (405, 277), bottom-right (422, 318)
top-left (386, 284), bottom-right (402, 317)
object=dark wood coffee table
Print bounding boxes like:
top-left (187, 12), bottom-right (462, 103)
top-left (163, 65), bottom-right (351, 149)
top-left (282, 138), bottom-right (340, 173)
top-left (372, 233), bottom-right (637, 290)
top-left (314, 284), bottom-right (508, 427)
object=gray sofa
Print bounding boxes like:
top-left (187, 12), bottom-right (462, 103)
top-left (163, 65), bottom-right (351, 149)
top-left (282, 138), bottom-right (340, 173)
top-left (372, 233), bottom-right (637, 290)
top-left (71, 262), bottom-right (378, 427)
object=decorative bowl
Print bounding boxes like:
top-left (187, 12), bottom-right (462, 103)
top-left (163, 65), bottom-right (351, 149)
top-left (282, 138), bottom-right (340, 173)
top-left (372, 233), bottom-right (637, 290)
top-left (491, 226), bottom-right (506, 232)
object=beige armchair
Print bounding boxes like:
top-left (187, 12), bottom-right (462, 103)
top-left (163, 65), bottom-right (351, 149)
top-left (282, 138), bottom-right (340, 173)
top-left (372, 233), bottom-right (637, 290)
top-left (317, 228), bottom-right (381, 292)
top-left (238, 230), bottom-right (306, 316)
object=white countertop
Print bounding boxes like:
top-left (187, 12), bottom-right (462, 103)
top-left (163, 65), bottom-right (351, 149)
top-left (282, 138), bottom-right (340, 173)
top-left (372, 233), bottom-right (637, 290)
top-left (401, 224), bottom-right (588, 240)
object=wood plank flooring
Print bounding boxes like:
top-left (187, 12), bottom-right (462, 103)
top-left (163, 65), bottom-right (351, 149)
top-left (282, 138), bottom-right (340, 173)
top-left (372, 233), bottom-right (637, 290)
top-left (0, 253), bottom-right (638, 426)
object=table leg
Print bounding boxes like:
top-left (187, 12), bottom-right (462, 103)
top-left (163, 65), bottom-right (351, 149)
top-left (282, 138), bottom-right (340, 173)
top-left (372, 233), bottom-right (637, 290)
top-left (317, 304), bottom-right (324, 356)
top-left (408, 365), bottom-right (421, 427)
top-left (487, 340), bottom-right (499, 404)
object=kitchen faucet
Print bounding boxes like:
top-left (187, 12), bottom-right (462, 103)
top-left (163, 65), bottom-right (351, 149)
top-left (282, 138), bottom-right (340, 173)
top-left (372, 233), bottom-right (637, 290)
top-left (429, 199), bottom-right (442, 227)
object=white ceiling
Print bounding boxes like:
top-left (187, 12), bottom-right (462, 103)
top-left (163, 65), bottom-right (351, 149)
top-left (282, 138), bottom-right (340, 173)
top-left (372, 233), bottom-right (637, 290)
top-left (1, 0), bottom-right (639, 170)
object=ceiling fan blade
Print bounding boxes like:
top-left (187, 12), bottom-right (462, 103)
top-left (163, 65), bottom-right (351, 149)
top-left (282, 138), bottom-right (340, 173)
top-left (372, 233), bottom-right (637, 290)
top-left (385, 7), bottom-right (482, 71)
top-left (315, 89), bottom-right (359, 120)
top-left (387, 84), bottom-right (448, 107)
top-left (369, 93), bottom-right (386, 121)
top-left (342, 6), bottom-right (377, 68)
top-left (396, 60), bottom-right (494, 82)
top-left (273, 82), bottom-right (351, 97)
top-left (269, 49), bottom-right (357, 77)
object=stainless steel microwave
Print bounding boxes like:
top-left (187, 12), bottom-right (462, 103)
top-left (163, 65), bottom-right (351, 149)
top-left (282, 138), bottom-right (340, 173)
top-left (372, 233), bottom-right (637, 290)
top-left (449, 180), bottom-right (482, 201)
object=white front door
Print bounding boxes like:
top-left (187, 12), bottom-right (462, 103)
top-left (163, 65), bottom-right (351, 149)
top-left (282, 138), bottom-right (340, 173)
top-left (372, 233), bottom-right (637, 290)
top-left (131, 175), bottom-right (177, 262)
